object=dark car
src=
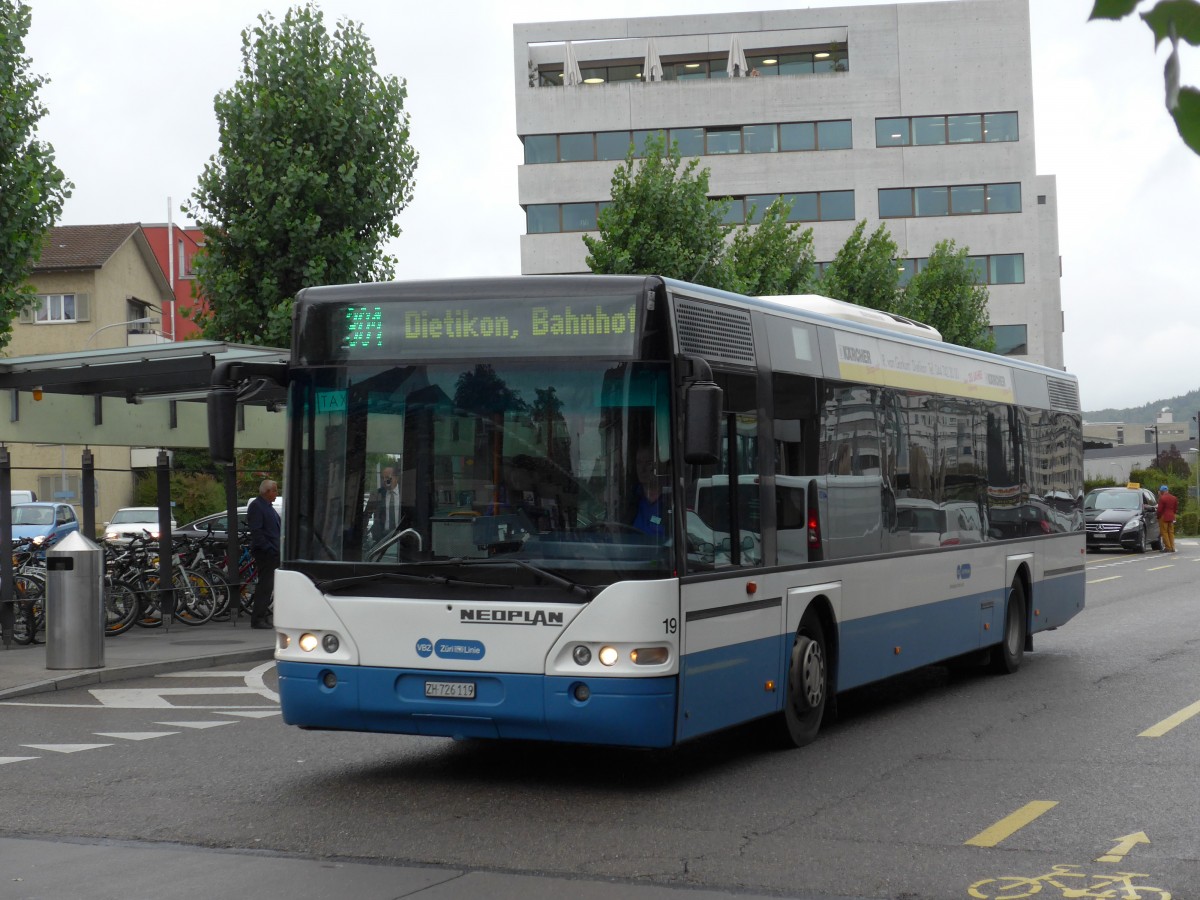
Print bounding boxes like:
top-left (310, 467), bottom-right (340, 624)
top-left (1084, 486), bottom-right (1161, 553)
top-left (175, 508), bottom-right (249, 541)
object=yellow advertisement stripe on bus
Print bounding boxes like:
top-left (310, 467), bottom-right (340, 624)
top-left (833, 331), bottom-right (1015, 403)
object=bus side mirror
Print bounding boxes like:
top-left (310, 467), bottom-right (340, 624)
top-left (208, 387), bottom-right (238, 465)
top-left (684, 380), bottom-right (722, 465)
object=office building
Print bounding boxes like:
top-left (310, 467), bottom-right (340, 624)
top-left (513, 0), bottom-right (1062, 367)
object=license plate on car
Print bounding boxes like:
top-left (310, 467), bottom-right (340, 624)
top-left (425, 680), bottom-right (476, 699)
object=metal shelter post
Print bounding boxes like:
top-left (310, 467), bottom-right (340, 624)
top-left (157, 450), bottom-right (174, 627)
top-left (0, 447), bottom-right (13, 648)
top-left (224, 464), bottom-right (240, 624)
top-left (81, 448), bottom-right (96, 538)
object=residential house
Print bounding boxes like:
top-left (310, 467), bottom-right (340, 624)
top-left (6, 223), bottom-right (174, 524)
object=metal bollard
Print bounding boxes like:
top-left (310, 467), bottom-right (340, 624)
top-left (45, 532), bottom-right (105, 670)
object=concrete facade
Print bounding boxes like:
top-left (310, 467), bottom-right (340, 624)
top-left (513, 0), bottom-right (1063, 369)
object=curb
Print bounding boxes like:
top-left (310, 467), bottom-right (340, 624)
top-left (0, 647), bottom-right (277, 701)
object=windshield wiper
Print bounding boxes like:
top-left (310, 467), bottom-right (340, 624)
top-left (434, 557), bottom-right (597, 599)
top-left (315, 571), bottom-right (513, 593)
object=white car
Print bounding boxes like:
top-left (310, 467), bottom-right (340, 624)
top-left (104, 507), bottom-right (177, 544)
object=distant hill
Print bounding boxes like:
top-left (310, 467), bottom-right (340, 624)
top-left (1084, 388), bottom-right (1200, 429)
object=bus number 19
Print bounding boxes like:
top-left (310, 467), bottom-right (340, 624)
top-left (663, 617), bottom-right (678, 635)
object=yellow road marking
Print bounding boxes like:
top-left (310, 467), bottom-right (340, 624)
top-left (1096, 830), bottom-right (1149, 863)
top-left (1087, 575), bottom-right (1121, 584)
top-left (965, 800), bottom-right (1058, 847)
top-left (1140, 698), bottom-right (1200, 737)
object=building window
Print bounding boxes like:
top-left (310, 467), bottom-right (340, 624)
top-left (989, 324), bottom-right (1028, 356)
top-left (989, 254), bottom-right (1025, 284)
top-left (897, 253), bottom-right (1024, 286)
top-left (878, 183), bottom-right (1021, 218)
top-left (37, 474), bottom-right (81, 503)
top-left (597, 131), bottom-right (632, 160)
top-left (706, 127), bottom-right (741, 155)
top-left (559, 133), bottom-right (595, 162)
top-left (672, 127), bottom-right (704, 156)
top-left (874, 111), bottom-right (1018, 147)
top-left (526, 204), bottom-right (559, 234)
top-left (524, 135), bottom-right (558, 164)
top-left (35, 293), bottom-right (77, 323)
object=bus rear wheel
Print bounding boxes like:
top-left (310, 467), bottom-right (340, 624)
top-left (779, 612), bottom-right (827, 747)
top-left (991, 579), bottom-right (1026, 675)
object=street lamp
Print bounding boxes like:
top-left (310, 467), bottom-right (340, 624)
top-left (86, 316), bottom-right (159, 348)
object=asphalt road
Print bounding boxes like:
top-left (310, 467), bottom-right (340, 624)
top-left (2, 545), bottom-right (1197, 900)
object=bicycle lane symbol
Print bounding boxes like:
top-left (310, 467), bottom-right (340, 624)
top-left (967, 864), bottom-right (1170, 899)
top-left (964, 804), bottom-right (1172, 899)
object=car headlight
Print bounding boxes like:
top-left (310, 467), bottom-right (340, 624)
top-left (31, 535), bottom-right (46, 546)
top-left (1121, 518), bottom-right (1141, 532)
top-left (105, 531), bottom-right (119, 541)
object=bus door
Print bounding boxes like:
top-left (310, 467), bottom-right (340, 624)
top-left (678, 371), bottom-right (780, 740)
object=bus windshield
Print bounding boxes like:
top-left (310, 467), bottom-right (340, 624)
top-left (288, 359), bottom-right (674, 587)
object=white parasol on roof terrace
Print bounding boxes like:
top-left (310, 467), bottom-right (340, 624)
top-left (727, 33), bottom-right (748, 78)
top-left (563, 40), bottom-right (582, 86)
top-left (643, 37), bottom-right (663, 82)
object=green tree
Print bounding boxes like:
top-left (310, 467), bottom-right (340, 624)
top-left (817, 220), bottom-right (901, 312)
top-left (726, 198), bottom-right (817, 296)
top-left (186, 2), bottom-right (417, 347)
top-left (1090, 0), bottom-right (1200, 153)
top-left (583, 135), bottom-right (819, 294)
top-left (583, 133), bottom-right (730, 286)
top-left (0, 0), bottom-right (72, 352)
top-left (898, 239), bottom-right (994, 351)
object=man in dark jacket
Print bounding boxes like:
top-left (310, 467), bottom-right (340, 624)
top-left (247, 480), bottom-right (280, 628)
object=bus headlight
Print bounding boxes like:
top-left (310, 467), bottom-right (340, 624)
top-left (572, 645), bottom-right (592, 666)
top-left (322, 633), bottom-right (340, 653)
top-left (631, 646), bottom-right (669, 665)
top-left (298, 632), bottom-right (320, 652)
top-left (598, 645), bottom-right (619, 666)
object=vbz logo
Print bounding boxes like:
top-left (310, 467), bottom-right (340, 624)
top-left (415, 638), bottom-right (434, 658)
top-left (956, 563), bottom-right (972, 581)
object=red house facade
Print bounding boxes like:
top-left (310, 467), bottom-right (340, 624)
top-left (140, 223), bottom-right (207, 340)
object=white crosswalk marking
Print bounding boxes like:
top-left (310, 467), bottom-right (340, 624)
top-left (220, 710), bottom-right (280, 718)
top-left (0, 757), bottom-right (39, 765)
top-left (21, 744), bottom-right (111, 753)
top-left (90, 686), bottom-right (273, 708)
top-left (154, 721), bottom-right (237, 729)
top-left (94, 732), bottom-right (180, 741)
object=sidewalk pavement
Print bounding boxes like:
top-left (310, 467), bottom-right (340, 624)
top-left (0, 615), bottom-right (276, 700)
top-left (0, 620), bottom-right (848, 900)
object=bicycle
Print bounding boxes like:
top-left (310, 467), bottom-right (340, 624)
top-left (968, 863), bottom-right (1171, 899)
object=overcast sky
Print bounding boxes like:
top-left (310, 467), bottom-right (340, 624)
top-left (23, 0), bottom-right (1200, 413)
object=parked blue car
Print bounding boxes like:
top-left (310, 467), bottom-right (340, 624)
top-left (11, 502), bottom-right (80, 548)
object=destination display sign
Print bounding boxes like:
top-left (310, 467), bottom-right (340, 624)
top-left (302, 293), bottom-right (642, 362)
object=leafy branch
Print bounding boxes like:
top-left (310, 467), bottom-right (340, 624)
top-left (1090, 0), bottom-right (1200, 153)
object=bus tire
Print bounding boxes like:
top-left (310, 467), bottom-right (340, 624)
top-left (991, 579), bottom-right (1025, 675)
top-left (780, 611), bottom-right (828, 747)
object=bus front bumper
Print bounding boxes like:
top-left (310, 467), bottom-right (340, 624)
top-left (277, 660), bottom-right (678, 748)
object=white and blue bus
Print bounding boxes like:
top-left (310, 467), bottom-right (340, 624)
top-left (209, 275), bottom-right (1084, 748)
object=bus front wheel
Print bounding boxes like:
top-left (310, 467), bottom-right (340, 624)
top-left (780, 612), bottom-right (827, 747)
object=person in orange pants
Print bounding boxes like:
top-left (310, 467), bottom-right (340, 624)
top-left (1157, 484), bottom-right (1178, 552)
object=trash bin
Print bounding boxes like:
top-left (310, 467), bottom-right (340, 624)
top-left (45, 531), bottom-right (105, 670)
